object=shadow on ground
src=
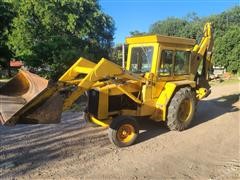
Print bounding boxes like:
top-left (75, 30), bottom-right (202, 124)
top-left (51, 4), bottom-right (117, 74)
top-left (0, 112), bottom-right (111, 178)
top-left (192, 93), bottom-right (239, 127)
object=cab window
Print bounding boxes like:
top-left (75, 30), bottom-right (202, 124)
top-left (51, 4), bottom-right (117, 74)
top-left (174, 51), bottom-right (190, 75)
top-left (130, 46), bottom-right (153, 73)
top-left (159, 50), bottom-right (173, 76)
top-left (159, 49), bottom-right (190, 76)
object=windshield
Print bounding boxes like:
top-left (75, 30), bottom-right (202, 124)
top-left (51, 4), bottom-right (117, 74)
top-left (130, 46), bottom-right (154, 73)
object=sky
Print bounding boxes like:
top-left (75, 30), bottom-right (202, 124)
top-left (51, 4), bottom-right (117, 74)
top-left (99, 0), bottom-right (240, 44)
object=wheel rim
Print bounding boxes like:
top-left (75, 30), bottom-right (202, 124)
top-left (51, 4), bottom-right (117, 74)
top-left (117, 124), bottom-right (135, 143)
top-left (178, 98), bottom-right (192, 122)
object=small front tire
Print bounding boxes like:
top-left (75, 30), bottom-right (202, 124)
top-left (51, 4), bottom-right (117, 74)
top-left (108, 116), bottom-right (139, 147)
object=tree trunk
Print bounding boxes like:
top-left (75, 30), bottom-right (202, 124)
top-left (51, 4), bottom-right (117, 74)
top-left (7, 59), bottom-right (11, 77)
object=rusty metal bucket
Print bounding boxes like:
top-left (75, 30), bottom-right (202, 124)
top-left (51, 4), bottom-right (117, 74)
top-left (0, 70), bottom-right (64, 125)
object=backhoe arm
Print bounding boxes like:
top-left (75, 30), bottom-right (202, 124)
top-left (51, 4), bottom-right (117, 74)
top-left (193, 22), bottom-right (213, 80)
top-left (191, 22), bottom-right (214, 99)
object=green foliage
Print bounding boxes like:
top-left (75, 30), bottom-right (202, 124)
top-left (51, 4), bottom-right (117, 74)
top-left (0, 1), bottom-right (16, 77)
top-left (7, 0), bottom-right (115, 79)
top-left (213, 26), bottom-right (240, 73)
top-left (148, 6), bottom-right (240, 73)
top-left (109, 44), bottom-right (127, 66)
top-left (0, 1), bottom-right (15, 60)
top-left (149, 15), bottom-right (205, 42)
top-left (150, 17), bottom-right (188, 36)
top-left (129, 30), bottom-right (147, 37)
top-left (207, 6), bottom-right (240, 37)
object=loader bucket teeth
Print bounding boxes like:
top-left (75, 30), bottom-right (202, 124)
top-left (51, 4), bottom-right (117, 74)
top-left (0, 70), bottom-right (63, 125)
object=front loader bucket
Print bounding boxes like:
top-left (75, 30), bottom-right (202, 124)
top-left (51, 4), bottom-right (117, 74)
top-left (0, 70), bottom-right (64, 125)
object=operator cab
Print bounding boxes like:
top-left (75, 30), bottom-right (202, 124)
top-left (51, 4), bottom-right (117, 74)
top-left (126, 35), bottom-right (196, 80)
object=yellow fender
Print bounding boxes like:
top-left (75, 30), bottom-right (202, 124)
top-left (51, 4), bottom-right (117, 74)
top-left (154, 81), bottom-right (196, 121)
top-left (155, 82), bottom-right (177, 121)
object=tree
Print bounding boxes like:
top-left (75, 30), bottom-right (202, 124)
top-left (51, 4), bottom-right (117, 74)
top-left (8, 0), bottom-right (115, 79)
top-left (184, 12), bottom-right (201, 22)
top-left (129, 30), bottom-right (147, 37)
top-left (109, 43), bottom-right (128, 66)
top-left (207, 6), bottom-right (240, 38)
top-left (182, 13), bottom-right (203, 41)
top-left (0, 1), bottom-right (16, 77)
top-left (213, 26), bottom-right (240, 73)
top-left (149, 17), bottom-right (188, 37)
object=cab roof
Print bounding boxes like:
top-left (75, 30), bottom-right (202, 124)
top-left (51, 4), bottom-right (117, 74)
top-left (126, 35), bottom-right (196, 46)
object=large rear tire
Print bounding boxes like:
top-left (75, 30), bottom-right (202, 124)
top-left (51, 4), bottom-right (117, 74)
top-left (167, 87), bottom-right (196, 131)
top-left (108, 116), bottom-right (139, 147)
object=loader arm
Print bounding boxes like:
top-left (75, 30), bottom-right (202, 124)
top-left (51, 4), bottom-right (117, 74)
top-left (0, 57), bottom-right (143, 125)
top-left (58, 57), bottom-right (143, 110)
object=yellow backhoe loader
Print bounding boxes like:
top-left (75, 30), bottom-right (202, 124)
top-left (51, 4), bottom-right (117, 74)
top-left (0, 23), bottom-right (213, 147)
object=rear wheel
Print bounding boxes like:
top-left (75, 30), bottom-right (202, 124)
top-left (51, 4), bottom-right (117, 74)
top-left (108, 116), bottom-right (139, 147)
top-left (167, 87), bottom-right (196, 131)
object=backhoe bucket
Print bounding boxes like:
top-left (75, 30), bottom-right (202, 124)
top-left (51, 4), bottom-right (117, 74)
top-left (0, 70), bottom-right (63, 125)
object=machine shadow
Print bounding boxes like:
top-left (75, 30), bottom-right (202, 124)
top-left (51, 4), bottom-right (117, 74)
top-left (137, 119), bottom-right (168, 144)
top-left (191, 93), bottom-right (239, 127)
top-left (0, 112), bottom-right (111, 178)
top-left (136, 93), bottom-right (239, 144)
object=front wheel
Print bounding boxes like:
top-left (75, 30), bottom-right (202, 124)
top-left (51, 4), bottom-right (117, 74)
top-left (108, 116), bottom-right (139, 147)
top-left (167, 87), bottom-right (196, 131)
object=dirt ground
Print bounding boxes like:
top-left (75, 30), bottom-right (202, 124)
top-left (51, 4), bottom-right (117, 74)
top-left (0, 82), bottom-right (239, 179)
